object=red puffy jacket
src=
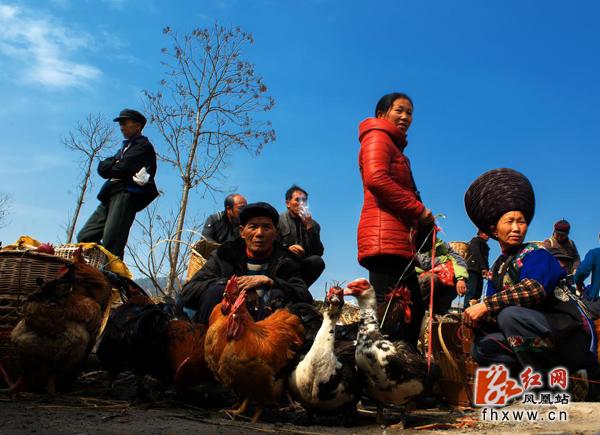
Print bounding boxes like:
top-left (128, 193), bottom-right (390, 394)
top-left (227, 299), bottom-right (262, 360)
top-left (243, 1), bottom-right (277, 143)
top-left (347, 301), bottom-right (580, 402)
top-left (357, 118), bottom-right (425, 265)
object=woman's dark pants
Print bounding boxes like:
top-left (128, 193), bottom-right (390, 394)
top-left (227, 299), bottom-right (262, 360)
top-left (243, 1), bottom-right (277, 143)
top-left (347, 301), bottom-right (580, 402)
top-left (365, 255), bottom-right (425, 347)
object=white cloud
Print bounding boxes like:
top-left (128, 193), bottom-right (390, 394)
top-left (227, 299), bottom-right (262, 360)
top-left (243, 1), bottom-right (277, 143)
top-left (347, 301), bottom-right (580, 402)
top-left (0, 3), bottom-right (101, 88)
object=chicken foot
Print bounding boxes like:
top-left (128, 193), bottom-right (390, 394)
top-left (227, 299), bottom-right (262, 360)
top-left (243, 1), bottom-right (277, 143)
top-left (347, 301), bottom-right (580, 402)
top-left (0, 362), bottom-right (22, 399)
top-left (225, 398), bottom-right (249, 419)
top-left (250, 406), bottom-right (263, 424)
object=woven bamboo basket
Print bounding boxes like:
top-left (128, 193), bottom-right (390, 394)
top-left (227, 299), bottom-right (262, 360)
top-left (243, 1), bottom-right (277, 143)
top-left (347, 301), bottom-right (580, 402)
top-left (0, 251), bottom-right (73, 383)
top-left (448, 241), bottom-right (469, 260)
top-left (54, 244), bottom-right (108, 269)
top-left (426, 314), bottom-right (477, 407)
top-left (185, 239), bottom-right (221, 282)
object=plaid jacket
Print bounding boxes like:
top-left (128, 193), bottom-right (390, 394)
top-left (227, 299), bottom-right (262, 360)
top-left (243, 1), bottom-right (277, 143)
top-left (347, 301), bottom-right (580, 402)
top-left (484, 278), bottom-right (545, 313)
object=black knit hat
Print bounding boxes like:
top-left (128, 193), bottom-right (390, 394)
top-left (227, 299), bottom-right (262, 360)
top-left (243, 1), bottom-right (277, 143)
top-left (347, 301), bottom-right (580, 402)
top-left (239, 202), bottom-right (279, 226)
top-left (464, 168), bottom-right (535, 239)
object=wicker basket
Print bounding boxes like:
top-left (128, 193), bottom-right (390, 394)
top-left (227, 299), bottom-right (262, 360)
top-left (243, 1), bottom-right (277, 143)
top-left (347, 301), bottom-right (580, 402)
top-left (448, 241), bottom-right (470, 261)
top-left (427, 314), bottom-right (477, 407)
top-left (185, 239), bottom-right (221, 281)
top-left (0, 251), bottom-right (73, 384)
top-left (54, 244), bottom-right (108, 269)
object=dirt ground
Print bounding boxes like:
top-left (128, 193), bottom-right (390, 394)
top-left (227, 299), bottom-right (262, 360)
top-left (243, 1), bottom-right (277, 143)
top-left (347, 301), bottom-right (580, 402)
top-left (2, 368), bottom-right (600, 435)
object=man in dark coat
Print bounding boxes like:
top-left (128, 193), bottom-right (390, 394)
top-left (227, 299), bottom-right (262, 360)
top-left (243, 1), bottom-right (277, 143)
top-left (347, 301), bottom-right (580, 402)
top-left (77, 109), bottom-right (159, 258)
top-left (277, 185), bottom-right (325, 288)
top-left (464, 230), bottom-right (490, 305)
top-left (181, 202), bottom-right (312, 324)
top-left (544, 219), bottom-right (580, 274)
top-left (201, 193), bottom-right (247, 243)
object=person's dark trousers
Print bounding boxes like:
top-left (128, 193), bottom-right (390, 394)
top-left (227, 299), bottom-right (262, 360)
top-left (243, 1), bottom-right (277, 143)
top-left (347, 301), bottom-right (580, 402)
top-left (465, 271), bottom-right (484, 305)
top-left (300, 255), bottom-right (325, 288)
top-left (472, 306), bottom-right (562, 378)
top-left (77, 192), bottom-right (139, 259)
top-left (365, 255), bottom-right (425, 347)
top-left (192, 283), bottom-right (225, 324)
top-left (418, 274), bottom-right (456, 314)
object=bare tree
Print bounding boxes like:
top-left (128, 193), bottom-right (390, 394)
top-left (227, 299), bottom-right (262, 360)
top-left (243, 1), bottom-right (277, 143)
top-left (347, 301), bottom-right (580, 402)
top-left (126, 202), bottom-right (203, 296)
top-left (143, 24), bottom-right (275, 295)
top-left (63, 113), bottom-right (115, 243)
top-left (0, 192), bottom-right (11, 230)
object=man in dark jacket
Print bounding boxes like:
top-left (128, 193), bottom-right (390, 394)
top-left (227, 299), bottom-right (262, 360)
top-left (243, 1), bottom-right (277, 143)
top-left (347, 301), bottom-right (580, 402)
top-left (181, 202), bottom-right (312, 324)
top-left (77, 109), bottom-right (159, 258)
top-left (464, 230), bottom-right (490, 305)
top-left (544, 219), bottom-right (581, 274)
top-left (201, 194), bottom-right (247, 243)
top-left (277, 185), bottom-right (325, 288)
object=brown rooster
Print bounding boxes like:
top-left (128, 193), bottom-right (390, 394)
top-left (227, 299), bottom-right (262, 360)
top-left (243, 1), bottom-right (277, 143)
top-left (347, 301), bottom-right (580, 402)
top-left (167, 319), bottom-right (210, 393)
top-left (10, 248), bottom-right (111, 395)
top-left (204, 279), bottom-right (304, 423)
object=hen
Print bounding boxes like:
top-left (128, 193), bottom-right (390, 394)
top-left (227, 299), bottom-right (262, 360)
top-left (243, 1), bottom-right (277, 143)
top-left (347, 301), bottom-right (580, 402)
top-left (343, 278), bottom-right (437, 427)
top-left (204, 278), bottom-right (304, 423)
top-left (288, 286), bottom-right (361, 425)
top-left (10, 249), bottom-right (112, 395)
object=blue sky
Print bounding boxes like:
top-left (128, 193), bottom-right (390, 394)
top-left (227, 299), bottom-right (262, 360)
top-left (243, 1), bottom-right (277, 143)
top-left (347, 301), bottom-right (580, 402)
top-left (1, 0), bottom-right (599, 295)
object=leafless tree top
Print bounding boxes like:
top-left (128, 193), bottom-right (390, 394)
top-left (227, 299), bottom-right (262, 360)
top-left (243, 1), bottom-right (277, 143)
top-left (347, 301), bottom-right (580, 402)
top-left (143, 24), bottom-right (276, 192)
top-left (0, 192), bottom-right (11, 229)
top-left (62, 113), bottom-right (115, 164)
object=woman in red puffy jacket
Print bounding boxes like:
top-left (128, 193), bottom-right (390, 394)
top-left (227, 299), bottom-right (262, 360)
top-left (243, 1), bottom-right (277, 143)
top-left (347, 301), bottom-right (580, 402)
top-left (357, 93), bottom-right (434, 345)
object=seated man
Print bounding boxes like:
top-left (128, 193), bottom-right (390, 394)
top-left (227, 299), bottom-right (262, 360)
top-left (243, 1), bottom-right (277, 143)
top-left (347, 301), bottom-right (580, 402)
top-left (416, 238), bottom-right (469, 314)
top-left (278, 185), bottom-right (325, 288)
top-left (180, 202), bottom-right (313, 324)
top-left (201, 193), bottom-right (247, 244)
top-left (543, 219), bottom-right (580, 274)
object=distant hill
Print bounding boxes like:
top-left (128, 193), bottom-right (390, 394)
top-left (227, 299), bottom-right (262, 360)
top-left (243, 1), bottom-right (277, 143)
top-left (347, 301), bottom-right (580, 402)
top-left (134, 276), bottom-right (181, 297)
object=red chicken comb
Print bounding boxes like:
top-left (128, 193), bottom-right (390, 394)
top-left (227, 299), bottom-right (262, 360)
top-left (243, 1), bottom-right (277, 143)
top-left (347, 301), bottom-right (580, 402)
top-left (35, 243), bottom-right (55, 255)
top-left (224, 275), bottom-right (239, 295)
top-left (326, 285), bottom-right (344, 300)
top-left (230, 289), bottom-right (247, 314)
top-left (344, 278), bottom-right (372, 295)
top-left (72, 246), bottom-right (85, 263)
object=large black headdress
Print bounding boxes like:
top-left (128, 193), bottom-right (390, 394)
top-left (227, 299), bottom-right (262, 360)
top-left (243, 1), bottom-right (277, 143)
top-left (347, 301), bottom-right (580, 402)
top-left (464, 168), bottom-right (535, 238)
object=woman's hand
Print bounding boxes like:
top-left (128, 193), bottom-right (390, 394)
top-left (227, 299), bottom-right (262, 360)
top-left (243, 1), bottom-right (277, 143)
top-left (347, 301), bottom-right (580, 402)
top-left (418, 207), bottom-right (434, 225)
top-left (456, 279), bottom-right (467, 295)
top-left (463, 301), bottom-right (488, 327)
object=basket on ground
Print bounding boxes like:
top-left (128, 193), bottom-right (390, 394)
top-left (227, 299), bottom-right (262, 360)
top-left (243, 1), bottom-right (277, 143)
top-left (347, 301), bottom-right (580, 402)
top-left (0, 251), bottom-right (73, 383)
top-left (426, 314), bottom-right (478, 407)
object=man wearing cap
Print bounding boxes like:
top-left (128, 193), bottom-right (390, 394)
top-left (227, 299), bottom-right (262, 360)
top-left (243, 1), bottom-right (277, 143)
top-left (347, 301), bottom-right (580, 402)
top-left (180, 202), bottom-right (312, 324)
top-left (77, 109), bottom-right (159, 259)
top-left (543, 219), bottom-right (580, 274)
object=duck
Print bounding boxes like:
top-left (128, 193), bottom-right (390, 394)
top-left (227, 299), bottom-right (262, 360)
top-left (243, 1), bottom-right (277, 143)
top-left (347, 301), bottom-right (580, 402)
top-left (288, 286), bottom-right (361, 425)
top-left (343, 278), bottom-right (437, 427)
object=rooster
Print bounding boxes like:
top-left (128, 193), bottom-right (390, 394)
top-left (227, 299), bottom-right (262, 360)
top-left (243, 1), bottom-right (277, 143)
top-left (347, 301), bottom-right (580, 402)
top-left (343, 278), bottom-right (437, 428)
top-left (10, 248), bottom-right (112, 395)
top-left (166, 319), bottom-right (210, 393)
top-left (288, 285), bottom-right (361, 425)
top-left (96, 287), bottom-right (172, 399)
top-left (204, 278), bottom-right (304, 423)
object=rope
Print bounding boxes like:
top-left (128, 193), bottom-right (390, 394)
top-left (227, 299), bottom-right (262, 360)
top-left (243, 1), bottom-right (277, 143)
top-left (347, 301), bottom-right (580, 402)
top-left (379, 214), bottom-right (446, 329)
top-left (427, 225), bottom-right (439, 372)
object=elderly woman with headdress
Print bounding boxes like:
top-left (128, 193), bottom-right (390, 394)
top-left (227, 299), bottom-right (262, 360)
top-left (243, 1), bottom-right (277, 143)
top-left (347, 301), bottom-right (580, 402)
top-left (463, 168), bottom-right (597, 376)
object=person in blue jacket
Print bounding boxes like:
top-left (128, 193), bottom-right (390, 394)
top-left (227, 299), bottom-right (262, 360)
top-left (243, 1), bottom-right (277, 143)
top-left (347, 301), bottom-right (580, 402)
top-left (575, 236), bottom-right (600, 302)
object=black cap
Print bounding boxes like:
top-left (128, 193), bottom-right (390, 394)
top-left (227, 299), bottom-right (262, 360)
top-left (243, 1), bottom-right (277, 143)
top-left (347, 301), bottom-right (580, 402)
top-left (113, 109), bottom-right (147, 128)
top-left (239, 202), bottom-right (279, 226)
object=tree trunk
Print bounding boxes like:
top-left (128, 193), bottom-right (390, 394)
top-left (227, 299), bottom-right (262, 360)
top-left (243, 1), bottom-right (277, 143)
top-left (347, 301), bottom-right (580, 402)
top-left (66, 159), bottom-right (94, 243)
top-left (166, 181), bottom-right (191, 296)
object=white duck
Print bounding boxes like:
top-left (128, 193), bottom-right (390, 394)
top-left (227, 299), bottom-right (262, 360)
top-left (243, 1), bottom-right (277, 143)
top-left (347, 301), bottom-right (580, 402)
top-left (288, 285), bottom-right (361, 425)
top-left (343, 278), bottom-right (436, 426)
